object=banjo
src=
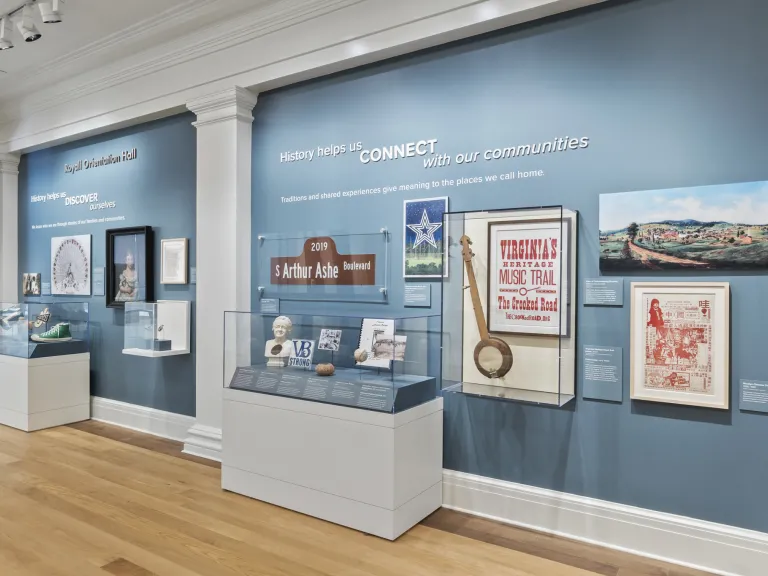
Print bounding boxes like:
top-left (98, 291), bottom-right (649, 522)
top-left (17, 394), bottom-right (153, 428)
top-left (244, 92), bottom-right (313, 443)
top-left (460, 235), bottom-right (514, 379)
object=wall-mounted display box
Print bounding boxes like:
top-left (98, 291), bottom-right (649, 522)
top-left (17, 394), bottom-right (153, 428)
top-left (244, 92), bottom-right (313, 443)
top-left (0, 301), bottom-right (90, 431)
top-left (441, 206), bottom-right (577, 407)
top-left (123, 300), bottom-right (191, 357)
top-left (221, 311), bottom-right (443, 540)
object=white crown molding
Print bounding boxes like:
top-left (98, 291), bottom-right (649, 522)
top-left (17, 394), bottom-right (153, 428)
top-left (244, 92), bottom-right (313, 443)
top-left (187, 86), bottom-right (259, 127)
top-left (0, 0), bottom-right (607, 152)
top-left (12, 0), bottom-right (230, 85)
top-left (91, 396), bottom-right (195, 443)
top-left (0, 0), bottom-right (362, 123)
top-left (443, 469), bottom-right (768, 576)
top-left (0, 153), bottom-right (19, 174)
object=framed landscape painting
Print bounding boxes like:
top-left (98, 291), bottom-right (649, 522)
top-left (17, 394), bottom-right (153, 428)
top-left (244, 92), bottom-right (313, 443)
top-left (600, 181), bottom-right (768, 270)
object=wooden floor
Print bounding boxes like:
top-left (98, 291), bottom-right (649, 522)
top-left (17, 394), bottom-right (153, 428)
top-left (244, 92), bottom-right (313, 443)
top-left (0, 421), bottom-right (714, 576)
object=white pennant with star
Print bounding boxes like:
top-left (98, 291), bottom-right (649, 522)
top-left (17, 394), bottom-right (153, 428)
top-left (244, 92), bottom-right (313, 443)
top-left (408, 209), bottom-right (442, 249)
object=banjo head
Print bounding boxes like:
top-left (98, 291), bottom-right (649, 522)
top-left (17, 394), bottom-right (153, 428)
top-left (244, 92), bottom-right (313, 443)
top-left (473, 337), bottom-right (513, 379)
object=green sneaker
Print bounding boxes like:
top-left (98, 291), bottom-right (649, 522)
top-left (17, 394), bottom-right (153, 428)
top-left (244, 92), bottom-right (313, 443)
top-left (31, 323), bottom-right (72, 343)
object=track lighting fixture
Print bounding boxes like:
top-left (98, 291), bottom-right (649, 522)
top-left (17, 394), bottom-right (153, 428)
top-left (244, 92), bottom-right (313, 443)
top-left (0, 18), bottom-right (13, 50)
top-left (38, 0), bottom-right (62, 24)
top-left (16, 4), bottom-right (41, 42)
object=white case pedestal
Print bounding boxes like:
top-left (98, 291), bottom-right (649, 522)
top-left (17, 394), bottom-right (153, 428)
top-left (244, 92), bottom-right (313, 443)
top-left (0, 353), bottom-right (90, 432)
top-left (222, 388), bottom-right (443, 540)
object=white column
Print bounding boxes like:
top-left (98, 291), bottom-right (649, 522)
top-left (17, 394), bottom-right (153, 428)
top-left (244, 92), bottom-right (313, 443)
top-left (184, 87), bottom-right (257, 460)
top-left (0, 153), bottom-right (20, 303)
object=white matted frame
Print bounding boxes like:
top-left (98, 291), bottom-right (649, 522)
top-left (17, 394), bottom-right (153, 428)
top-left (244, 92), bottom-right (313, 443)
top-left (160, 238), bottom-right (189, 285)
top-left (630, 281), bottom-right (730, 409)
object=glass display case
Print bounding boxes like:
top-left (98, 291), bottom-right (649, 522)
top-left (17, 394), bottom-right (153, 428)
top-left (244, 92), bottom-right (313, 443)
top-left (0, 301), bottom-right (90, 359)
top-left (224, 312), bottom-right (440, 413)
top-left (441, 206), bottom-right (577, 406)
top-left (124, 300), bottom-right (191, 357)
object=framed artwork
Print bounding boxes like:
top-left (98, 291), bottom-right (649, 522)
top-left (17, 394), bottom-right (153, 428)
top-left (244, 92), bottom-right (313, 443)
top-left (160, 238), bottom-right (189, 284)
top-left (106, 226), bottom-right (154, 309)
top-left (22, 273), bottom-right (41, 296)
top-left (600, 180), bottom-right (768, 271)
top-left (403, 197), bottom-right (448, 278)
top-left (630, 281), bottom-right (730, 409)
top-left (51, 235), bottom-right (91, 296)
top-left (487, 218), bottom-right (569, 336)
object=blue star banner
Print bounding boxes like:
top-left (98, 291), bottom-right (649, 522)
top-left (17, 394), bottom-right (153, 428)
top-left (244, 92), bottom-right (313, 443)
top-left (403, 197), bottom-right (448, 278)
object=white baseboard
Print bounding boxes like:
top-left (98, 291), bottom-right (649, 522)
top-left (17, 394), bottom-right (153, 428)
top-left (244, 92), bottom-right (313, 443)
top-left (90, 396), bottom-right (195, 443)
top-left (443, 470), bottom-right (768, 576)
top-left (183, 423), bottom-right (222, 462)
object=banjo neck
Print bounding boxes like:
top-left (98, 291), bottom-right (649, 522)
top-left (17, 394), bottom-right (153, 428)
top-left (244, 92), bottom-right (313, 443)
top-left (460, 238), bottom-right (491, 341)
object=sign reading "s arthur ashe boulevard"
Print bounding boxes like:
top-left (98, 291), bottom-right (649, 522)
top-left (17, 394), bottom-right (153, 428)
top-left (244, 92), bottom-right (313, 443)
top-left (271, 237), bottom-right (376, 285)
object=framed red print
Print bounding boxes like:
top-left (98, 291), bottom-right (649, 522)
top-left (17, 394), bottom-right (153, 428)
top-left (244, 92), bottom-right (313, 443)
top-left (630, 281), bottom-right (730, 409)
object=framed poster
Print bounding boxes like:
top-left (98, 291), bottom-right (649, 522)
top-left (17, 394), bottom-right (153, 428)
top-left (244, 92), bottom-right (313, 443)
top-left (160, 238), bottom-right (189, 284)
top-left (630, 281), bottom-right (730, 409)
top-left (51, 235), bottom-right (91, 296)
top-left (106, 226), bottom-right (154, 309)
top-left (487, 218), bottom-right (569, 335)
top-left (403, 197), bottom-right (448, 278)
top-left (22, 273), bottom-right (41, 296)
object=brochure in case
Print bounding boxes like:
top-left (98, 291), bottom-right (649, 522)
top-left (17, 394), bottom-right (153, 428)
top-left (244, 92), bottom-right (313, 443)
top-left (357, 318), bottom-right (394, 369)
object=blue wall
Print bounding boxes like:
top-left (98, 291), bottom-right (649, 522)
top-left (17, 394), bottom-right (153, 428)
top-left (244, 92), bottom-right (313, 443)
top-left (19, 113), bottom-right (197, 416)
top-left (252, 0), bottom-right (768, 532)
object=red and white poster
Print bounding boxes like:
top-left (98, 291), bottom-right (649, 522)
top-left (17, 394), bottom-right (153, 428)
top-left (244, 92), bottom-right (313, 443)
top-left (488, 219), bottom-right (568, 335)
top-left (642, 294), bottom-right (712, 395)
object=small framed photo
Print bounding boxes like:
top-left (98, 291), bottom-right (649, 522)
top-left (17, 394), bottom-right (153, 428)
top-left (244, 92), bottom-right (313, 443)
top-left (630, 281), bottom-right (730, 409)
top-left (106, 226), bottom-right (154, 309)
top-left (318, 329), bottom-right (342, 351)
top-left (161, 238), bottom-right (189, 285)
top-left (22, 273), bottom-right (41, 296)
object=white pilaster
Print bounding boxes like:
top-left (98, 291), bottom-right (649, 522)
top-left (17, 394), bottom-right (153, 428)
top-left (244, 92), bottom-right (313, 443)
top-left (0, 153), bottom-right (20, 303)
top-left (184, 87), bottom-right (257, 461)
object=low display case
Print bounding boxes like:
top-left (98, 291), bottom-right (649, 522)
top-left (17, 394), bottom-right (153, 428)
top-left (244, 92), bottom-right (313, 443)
top-left (224, 312), bottom-right (441, 413)
top-left (123, 300), bottom-right (191, 357)
top-left (0, 301), bottom-right (90, 431)
top-left (0, 301), bottom-right (90, 358)
top-left (441, 206), bottom-right (578, 407)
top-left (222, 311), bottom-right (443, 540)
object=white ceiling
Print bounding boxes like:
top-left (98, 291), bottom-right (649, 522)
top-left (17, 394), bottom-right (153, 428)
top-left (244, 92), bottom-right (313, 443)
top-left (0, 0), bottom-right (272, 93)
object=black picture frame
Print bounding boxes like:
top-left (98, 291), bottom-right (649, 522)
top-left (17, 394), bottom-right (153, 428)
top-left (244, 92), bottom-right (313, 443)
top-left (106, 226), bottom-right (154, 309)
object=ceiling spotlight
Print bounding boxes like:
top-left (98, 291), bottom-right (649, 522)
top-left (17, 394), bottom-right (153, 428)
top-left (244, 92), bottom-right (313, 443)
top-left (38, 0), bottom-right (62, 24)
top-left (0, 18), bottom-right (13, 50)
top-left (16, 4), bottom-right (41, 42)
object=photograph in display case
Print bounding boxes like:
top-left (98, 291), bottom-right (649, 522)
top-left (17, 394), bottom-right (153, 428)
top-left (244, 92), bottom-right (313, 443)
top-left (106, 226), bottom-right (154, 308)
top-left (51, 235), bottom-right (91, 296)
top-left (630, 281), bottom-right (730, 409)
top-left (22, 273), bottom-right (41, 296)
top-left (600, 180), bottom-right (768, 271)
top-left (403, 197), bottom-right (448, 278)
top-left (487, 218), bottom-right (569, 335)
top-left (160, 238), bottom-right (189, 284)
top-left (317, 328), bottom-right (341, 351)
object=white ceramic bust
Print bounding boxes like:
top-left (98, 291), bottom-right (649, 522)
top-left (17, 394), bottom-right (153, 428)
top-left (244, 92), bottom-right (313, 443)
top-left (265, 315), bottom-right (293, 367)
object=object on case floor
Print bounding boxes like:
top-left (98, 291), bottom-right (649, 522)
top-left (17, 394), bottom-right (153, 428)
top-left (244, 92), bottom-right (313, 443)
top-left (31, 323), bottom-right (72, 343)
top-left (315, 363), bottom-right (335, 376)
